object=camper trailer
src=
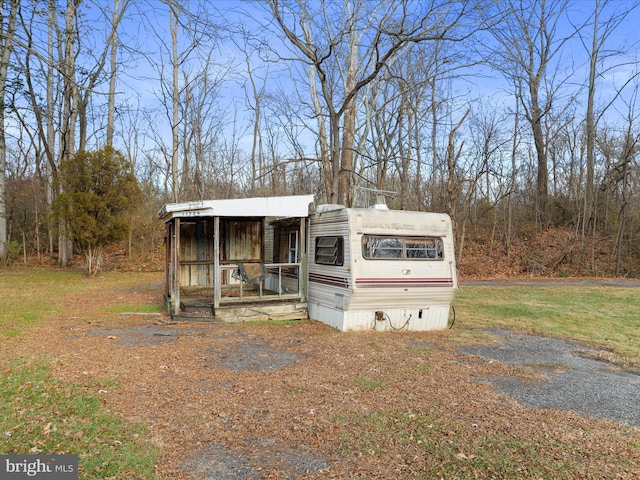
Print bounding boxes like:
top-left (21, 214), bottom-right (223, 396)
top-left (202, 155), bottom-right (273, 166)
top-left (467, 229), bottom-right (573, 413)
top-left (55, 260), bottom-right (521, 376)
top-left (158, 195), bottom-right (457, 331)
top-left (307, 200), bottom-right (458, 331)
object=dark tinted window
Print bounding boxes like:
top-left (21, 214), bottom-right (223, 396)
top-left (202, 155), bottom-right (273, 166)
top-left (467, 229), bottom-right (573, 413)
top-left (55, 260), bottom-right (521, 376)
top-left (315, 236), bottom-right (344, 265)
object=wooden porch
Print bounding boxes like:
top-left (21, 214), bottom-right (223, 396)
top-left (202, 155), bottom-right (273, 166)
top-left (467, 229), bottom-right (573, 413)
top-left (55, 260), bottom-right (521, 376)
top-left (158, 195), bottom-right (315, 323)
top-left (172, 263), bottom-right (308, 322)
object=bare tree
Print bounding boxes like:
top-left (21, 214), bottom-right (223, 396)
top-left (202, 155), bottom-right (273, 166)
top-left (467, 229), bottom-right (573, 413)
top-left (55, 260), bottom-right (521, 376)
top-left (16, 1), bottom-right (77, 265)
top-left (13, 0), bottom-right (131, 265)
top-left (149, 0), bottom-right (227, 202)
top-left (506, 78), bottom-right (523, 257)
top-left (180, 58), bottom-right (228, 200)
top-left (0, 0), bottom-right (19, 258)
top-left (577, 0), bottom-right (639, 238)
top-left (464, 99), bottom-right (514, 253)
top-left (445, 106), bottom-right (470, 229)
top-left (601, 85), bottom-right (640, 276)
top-left (73, 0), bottom-right (129, 151)
top-left (267, 0), bottom-right (479, 206)
top-left (232, 28), bottom-right (269, 196)
top-left (486, 0), bottom-right (574, 225)
top-left (106, 0), bottom-right (130, 147)
top-left (364, 79), bottom-right (400, 199)
top-left (169, 0), bottom-right (181, 202)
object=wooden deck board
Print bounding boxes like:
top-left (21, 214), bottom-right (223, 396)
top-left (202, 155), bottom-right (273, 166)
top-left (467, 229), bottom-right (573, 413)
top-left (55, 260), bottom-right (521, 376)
top-left (177, 292), bottom-right (307, 323)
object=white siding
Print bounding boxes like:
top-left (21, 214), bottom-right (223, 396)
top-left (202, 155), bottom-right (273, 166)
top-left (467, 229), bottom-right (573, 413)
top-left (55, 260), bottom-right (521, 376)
top-left (342, 306), bottom-right (450, 332)
top-left (307, 207), bottom-right (352, 309)
top-left (308, 205), bottom-right (457, 332)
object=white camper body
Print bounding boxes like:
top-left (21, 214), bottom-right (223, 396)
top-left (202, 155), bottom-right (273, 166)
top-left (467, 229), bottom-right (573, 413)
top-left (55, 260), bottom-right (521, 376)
top-left (307, 204), bottom-right (457, 331)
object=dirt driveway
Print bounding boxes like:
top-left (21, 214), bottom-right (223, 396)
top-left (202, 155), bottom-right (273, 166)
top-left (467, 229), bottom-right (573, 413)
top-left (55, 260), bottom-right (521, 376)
top-left (8, 281), bottom-right (640, 479)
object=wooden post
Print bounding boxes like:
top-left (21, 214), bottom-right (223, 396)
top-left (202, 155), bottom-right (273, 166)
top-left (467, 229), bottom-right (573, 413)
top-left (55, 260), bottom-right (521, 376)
top-left (299, 216), bottom-right (307, 301)
top-left (213, 216), bottom-right (220, 311)
top-left (172, 217), bottom-right (180, 316)
top-left (164, 223), bottom-right (170, 298)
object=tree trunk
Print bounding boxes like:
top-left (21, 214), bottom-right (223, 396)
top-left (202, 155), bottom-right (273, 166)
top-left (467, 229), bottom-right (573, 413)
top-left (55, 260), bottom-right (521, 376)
top-left (170, 1), bottom-right (180, 202)
top-left (107, 0), bottom-right (122, 147)
top-left (0, 0), bottom-right (19, 258)
top-left (506, 81), bottom-right (522, 258)
top-left (46, 1), bottom-right (57, 260)
top-left (430, 76), bottom-right (439, 210)
top-left (57, 0), bottom-right (80, 267)
top-left (338, 104), bottom-right (355, 207)
top-left (529, 78), bottom-right (548, 226)
top-left (308, 64), bottom-right (332, 203)
top-left (398, 88), bottom-right (409, 209)
top-left (329, 110), bottom-right (340, 204)
top-left (445, 108), bottom-right (470, 229)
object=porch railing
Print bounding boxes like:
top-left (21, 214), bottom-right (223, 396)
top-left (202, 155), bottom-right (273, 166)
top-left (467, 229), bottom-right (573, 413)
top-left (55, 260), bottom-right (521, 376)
top-left (219, 262), bottom-right (303, 303)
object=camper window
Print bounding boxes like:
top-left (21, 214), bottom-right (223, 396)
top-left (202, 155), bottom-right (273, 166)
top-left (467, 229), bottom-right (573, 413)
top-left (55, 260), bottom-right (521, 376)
top-left (315, 236), bottom-right (344, 266)
top-left (363, 235), bottom-right (444, 260)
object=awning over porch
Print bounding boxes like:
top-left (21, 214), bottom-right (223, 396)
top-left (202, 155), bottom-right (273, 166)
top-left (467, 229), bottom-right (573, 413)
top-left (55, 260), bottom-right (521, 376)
top-left (158, 194), bottom-right (316, 221)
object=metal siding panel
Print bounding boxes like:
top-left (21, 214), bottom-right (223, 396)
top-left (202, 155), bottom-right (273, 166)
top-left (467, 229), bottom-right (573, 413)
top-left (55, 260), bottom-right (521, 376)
top-left (342, 306), bottom-right (449, 331)
top-left (348, 287), bottom-right (454, 310)
top-left (307, 302), bottom-right (345, 331)
top-left (308, 208), bottom-right (352, 309)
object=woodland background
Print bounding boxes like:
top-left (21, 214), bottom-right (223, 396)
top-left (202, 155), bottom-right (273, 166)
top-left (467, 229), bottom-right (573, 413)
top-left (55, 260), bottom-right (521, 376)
top-left (1, 0), bottom-right (640, 277)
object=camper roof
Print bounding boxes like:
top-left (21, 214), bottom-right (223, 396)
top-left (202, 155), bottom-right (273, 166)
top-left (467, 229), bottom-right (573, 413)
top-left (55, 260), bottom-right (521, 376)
top-left (314, 204), bottom-right (451, 236)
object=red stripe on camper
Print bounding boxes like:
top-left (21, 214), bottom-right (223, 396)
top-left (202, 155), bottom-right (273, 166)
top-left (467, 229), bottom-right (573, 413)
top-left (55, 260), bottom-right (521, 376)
top-left (309, 273), bottom-right (350, 288)
top-left (355, 278), bottom-right (454, 288)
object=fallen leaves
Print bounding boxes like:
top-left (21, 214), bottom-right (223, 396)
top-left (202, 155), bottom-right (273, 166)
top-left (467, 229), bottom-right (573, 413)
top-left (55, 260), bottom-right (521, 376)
top-left (5, 282), bottom-right (639, 480)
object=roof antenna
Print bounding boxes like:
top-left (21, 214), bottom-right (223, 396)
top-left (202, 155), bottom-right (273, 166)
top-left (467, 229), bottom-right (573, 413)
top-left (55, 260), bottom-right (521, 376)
top-left (352, 185), bottom-right (397, 208)
top-left (368, 195), bottom-right (389, 210)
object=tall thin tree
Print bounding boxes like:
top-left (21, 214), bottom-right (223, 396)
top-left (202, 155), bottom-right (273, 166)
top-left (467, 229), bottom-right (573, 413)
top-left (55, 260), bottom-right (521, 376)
top-left (486, 0), bottom-right (573, 225)
top-left (0, 0), bottom-right (19, 258)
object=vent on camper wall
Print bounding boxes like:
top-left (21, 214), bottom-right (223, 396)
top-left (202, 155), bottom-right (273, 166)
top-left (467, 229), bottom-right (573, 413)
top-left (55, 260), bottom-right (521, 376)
top-left (368, 195), bottom-right (389, 209)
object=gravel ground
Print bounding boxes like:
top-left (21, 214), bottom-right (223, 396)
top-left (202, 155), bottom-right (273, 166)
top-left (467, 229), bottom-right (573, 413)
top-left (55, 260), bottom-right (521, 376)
top-left (88, 323), bottom-right (640, 428)
top-left (459, 329), bottom-right (640, 427)
top-left (181, 439), bottom-right (329, 480)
